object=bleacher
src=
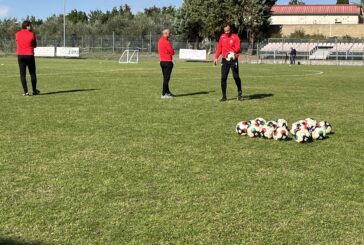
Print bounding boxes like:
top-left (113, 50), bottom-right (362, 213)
top-left (259, 41), bottom-right (364, 60)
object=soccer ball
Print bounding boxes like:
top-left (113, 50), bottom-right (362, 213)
top-left (266, 120), bottom-right (278, 129)
top-left (312, 126), bottom-right (326, 140)
top-left (226, 52), bottom-right (236, 61)
top-left (273, 127), bottom-right (289, 141)
top-left (317, 121), bottom-right (332, 134)
top-left (290, 120), bottom-right (307, 135)
top-left (305, 118), bottom-right (317, 132)
top-left (277, 119), bottom-right (288, 128)
top-left (236, 121), bottom-right (250, 136)
top-left (247, 124), bottom-right (261, 138)
top-left (261, 125), bottom-right (275, 139)
top-left (294, 129), bottom-right (311, 143)
top-left (254, 117), bottom-right (266, 127)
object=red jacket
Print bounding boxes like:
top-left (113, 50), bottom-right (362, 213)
top-left (158, 36), bottom-right (174, 61)
top-left (16, 29), bottom-right (37, 55)
top-left (215, 33), bottom-right (240, 59)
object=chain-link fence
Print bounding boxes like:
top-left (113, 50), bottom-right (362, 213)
top-left (2, 35), bottom-right (364, 65)
top-left (1, 33), bottom-right (214, 55)
top-left (0, 33), bottom-right (256, 61)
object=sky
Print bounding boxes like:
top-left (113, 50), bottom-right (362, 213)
top-left (0, 0), bottom-right (348, 20)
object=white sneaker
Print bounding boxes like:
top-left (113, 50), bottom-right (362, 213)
top-left (161, 94), bottom-right (173, 99)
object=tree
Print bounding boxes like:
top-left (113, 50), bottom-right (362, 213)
top-left (176, 0), bottom-right (276, 47)
top-left (67, 10), bottom-right (88, 24)
top-left (289, 0), bottom-right (305, 4)
top-left (230, 0), bottom-right (277, 48)
top-left (0, 18), bottom-right (19, 39)
top-left (337, 0), bottom-right (349, 3)
top-left (175, 0), bottom-right (206, 44)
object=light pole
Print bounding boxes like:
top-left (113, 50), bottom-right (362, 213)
top-left (63, 0), bottom-right (66, 47)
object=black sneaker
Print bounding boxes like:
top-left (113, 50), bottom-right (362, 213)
top-left (237, 91), bottom-right (243, 101)
top-left (23, 92), bottom-right (29, 96)
top-left (33, 89), bottom-right (40, 96)
top-left (220, 97), bottom-right (227, 102)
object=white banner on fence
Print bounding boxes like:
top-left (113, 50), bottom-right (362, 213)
top-left (179, 49), bottom-right (206, 61)
top-left (56, 47), bottom-right (80, 57)
top-left (34, 47), bottom-right (55, 57)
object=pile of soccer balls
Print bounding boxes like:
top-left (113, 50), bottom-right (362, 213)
top-left (290, 118), bottom-right (332, 143)
top-left (236, 118), bottom-right (332, 143)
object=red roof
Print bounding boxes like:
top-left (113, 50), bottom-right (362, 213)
top-left (272, 4), bottom-right (362, 15)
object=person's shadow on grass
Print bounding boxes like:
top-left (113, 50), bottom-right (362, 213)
top-left (244, 93), bottom-right (274, 100)
top-left (0, 237), bottom-right (45, 245)
top-left (38, 89), bottom-right (99, 96)
top-left (174, 90), bottom-right (215, 97)
top-left (228, 93), bottom-right (274, 101)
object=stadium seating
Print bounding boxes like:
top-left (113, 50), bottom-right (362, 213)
top-left (260, 41), bottom-right (364, 60)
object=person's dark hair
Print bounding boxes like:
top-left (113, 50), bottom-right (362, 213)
top-left (223, 23), bottom-right (231, 28)
top-left (21, 21), bottom-right (31, 29)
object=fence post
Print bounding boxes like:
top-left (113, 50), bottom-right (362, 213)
top-left (121, 37), bottom-right (123, 52)
top-left (100, 36), bottom-right (103, 53)
top-left (335, 38), bottom-right (338, 65)
top-left (113, 32), bottom-right (115, 54)
top-left (149, 32), bottom-right (152, 53)
top-left (274, 50), bottom-right (276, 63)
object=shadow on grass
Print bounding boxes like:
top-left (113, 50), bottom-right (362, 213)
top-left (244, 93), bottom-right (274, 100)
top-left (0, 238), bottom-right (45, 245)
top-left (38, 89), bottom-right (99, 96)
top-left (227, 93), bottom-right (274, 101)
top-left (174, 90), bottom-right (215, 97)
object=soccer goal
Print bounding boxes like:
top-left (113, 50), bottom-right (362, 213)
top-left (119, 49), bottom-right (139, 64)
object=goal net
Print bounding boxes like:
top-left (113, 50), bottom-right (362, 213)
top-left (119, 50), bottom-right (139, 64)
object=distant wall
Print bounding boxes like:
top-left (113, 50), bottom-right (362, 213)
top-left (274, 24), bottom-right (364, 38)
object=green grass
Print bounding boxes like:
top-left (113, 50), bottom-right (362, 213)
top-left (0, 57), bottom-right (363, 244)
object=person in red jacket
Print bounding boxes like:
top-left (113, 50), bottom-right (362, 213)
top-left (15, 21), bottom-right (40, 96)
top-left (214, 23), bottom-right (242, 102)
top-left (158, 29), bottom-right (175, 99)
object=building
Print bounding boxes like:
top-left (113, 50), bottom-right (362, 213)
top-left (270, 4), bottom-right (364, 38)
top-left (271, 4), bottom-right (362, 25)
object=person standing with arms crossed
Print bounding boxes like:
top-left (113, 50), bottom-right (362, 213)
top-left (15, 21), bottom-right (40, 96)
top-left (214, 23), bottom-right (243, 102)
top-left (158, 29), bottom-right (175, 99)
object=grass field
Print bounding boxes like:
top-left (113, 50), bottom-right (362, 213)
top-left (0, 56), bottom-right (363, 244)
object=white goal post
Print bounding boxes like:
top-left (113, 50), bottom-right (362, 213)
top-left (119, 49), bottom-right (139, 64)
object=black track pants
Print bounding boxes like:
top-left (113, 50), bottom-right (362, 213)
top-left (221, 58), bottom-right (242, 97)
top-left (18, 55), bottom-right (37, 94)
top-left (160, 61), bottom-right (173, 95)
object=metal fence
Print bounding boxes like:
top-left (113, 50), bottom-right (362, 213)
top-left (1, 33), bottom-right (255, 55)
top-left (2, 35), bottom-right (364, 65)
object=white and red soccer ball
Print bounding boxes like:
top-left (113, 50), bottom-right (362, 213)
top-left (236, 121), bottom-right (250, 136)
top-left (273, 127), bottom-right (289, 141)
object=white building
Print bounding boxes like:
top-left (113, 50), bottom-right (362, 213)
top-left (271, 4), bottom-right (363, 25)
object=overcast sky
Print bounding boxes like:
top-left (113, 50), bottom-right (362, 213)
top-left (0, 0), bottom-right (345, 20)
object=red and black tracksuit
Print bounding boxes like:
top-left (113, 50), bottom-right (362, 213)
top-left (15, 29), bottom-right (38, 94)
top-left (215, 33), bottom-right (242, 98)
top-left (158, 36), bottom-right (175, 95)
